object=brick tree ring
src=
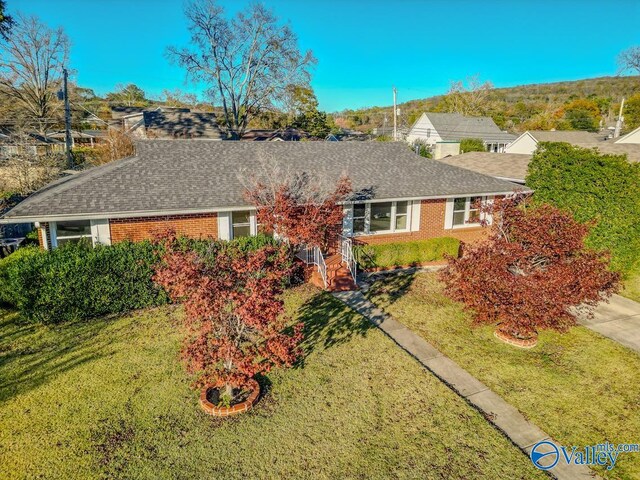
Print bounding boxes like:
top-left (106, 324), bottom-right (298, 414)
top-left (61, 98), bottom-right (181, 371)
top-left (199, 379), bottom-right (261, 417)
top-left (494, 328), bottom-right (538, 348)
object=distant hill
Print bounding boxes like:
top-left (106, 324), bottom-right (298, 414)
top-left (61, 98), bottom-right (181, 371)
top-left (333, 76), bottom-right (640, 134)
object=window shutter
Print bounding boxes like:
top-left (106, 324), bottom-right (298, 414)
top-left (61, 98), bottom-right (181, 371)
top-left (444, 199), bottom-right (454, 229)
top-left (410, 201), bottom-right (421, 232)
top-left (217, 212), bottom-right (231, 240)
top-left (91, 219), bottom-right (111, 246)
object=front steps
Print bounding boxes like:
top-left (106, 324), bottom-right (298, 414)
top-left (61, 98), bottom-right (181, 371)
top-left (309, 253), bottom-right (358, 291)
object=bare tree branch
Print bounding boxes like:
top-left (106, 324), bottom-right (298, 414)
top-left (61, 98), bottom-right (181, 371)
top-left (167, 0), bottom-right (316, 139)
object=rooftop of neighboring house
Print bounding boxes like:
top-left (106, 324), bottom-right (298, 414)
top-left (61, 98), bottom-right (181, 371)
top-left (435, 152), bottom-right (531, 183)
top-left (140, 110), bottom-right (224, 140)
top-left (0, 130), bottom-right (63, 145)
top-left (242, 128), bottom-right (309, 141)
top-left (2, 141), bottom-right (522, 221)
top-left (411, 112), bottom-right (516, 143)
top-left (524, 130), bottom-right (608, 143)
top-left (436, 142), bottom-right (640, 183)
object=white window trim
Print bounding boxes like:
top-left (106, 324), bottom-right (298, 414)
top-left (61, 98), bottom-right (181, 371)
top-left (349, 201), bottom-right (412, 236)
top-left (49, 219), bottom-right (111, 248)
top-left (230, 210), bottom-right (258, 239)
top-left (444, 196), bottom-right (492, 230)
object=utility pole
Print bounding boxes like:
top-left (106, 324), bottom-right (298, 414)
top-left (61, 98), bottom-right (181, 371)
top-left (392, 86), bottom-right (397, 141)
top-left (613, 98), bottom-right (625, 139)
top-left (63, 68), bottom-right (74, 169)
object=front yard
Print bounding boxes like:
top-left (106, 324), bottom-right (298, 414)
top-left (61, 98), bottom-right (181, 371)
top-left (366, 272), bottom-right (640, 480)
top-left (0, 285), bottom-right (543, 479)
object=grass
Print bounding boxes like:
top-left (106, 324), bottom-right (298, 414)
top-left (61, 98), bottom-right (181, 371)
top-left (354, 237), bottom-right (460, 269)
top-left (621, 267), bottom-right (640, 303)
top-left (366, 272), bottom-right (640, 480)
top-left (0, 285), bottom-right (544, 479)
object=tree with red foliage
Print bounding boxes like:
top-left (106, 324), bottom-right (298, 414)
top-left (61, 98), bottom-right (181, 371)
top-left (153, 233), bottom-right (302, 403)
top-left (440, 194), bottom-right (620, 345)
top-left (244, 169), bottom-right (352, 251)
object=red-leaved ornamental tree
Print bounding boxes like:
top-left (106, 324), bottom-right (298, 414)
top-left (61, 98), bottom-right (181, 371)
top-left (244, 171), bottom-right (352, 250)
top-left (153, 233), bottom-right (302, 402)
top-left (440, 194), bottom-right (620, 344)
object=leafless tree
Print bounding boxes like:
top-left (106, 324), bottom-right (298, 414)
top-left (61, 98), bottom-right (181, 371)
top-left (168, 0), bottom-right (316, 139)
top-left (0, 129), bottom-right (64, 195)
top-left (0, 14), bottom-right (70, 133)
top-left (618, 46), bottom-right (640, 76)
top-left (440, 75), bottom-right (494, 116)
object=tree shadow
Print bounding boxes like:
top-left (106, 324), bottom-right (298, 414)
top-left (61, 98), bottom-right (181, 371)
top-left (0, 309), bottom-right (128, 404)
top-left (294, 292), bottom-right (373, 368)
top-left (363, 272), bottom-right (417, 310)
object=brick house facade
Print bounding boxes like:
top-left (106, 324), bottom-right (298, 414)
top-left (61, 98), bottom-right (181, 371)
top-left (109, 213), bottom-right (218, 243)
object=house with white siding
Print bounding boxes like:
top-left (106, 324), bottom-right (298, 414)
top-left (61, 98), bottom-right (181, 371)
top-left (406, 112), bottom-right (516, 153)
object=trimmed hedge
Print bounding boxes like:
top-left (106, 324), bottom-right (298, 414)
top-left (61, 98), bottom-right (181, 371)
top-left (0, 233), bottom-right (278, 324)
top-left (353, 237), bottom-right (460, 270)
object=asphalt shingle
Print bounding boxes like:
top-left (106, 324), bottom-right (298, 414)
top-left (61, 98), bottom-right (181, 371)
top-left (3, 141), bottom-right (522, 220)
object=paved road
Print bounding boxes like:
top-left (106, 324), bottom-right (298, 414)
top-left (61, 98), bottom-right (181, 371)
top-left (577, 294), bottom-right (640, 354)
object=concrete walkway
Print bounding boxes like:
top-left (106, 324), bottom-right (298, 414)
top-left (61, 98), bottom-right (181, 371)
top-left (576, 294), bottom-right (640, 354)
top-left (333, 290), bottom-right (596, 480)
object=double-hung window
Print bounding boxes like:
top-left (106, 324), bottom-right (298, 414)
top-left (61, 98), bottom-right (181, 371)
top-left (231, 210), bottom-right (252, 238)
top-left (351, 201), bottom-right (411, 235)
top-left (54, 220), bottom-right (93, 246)
top-left (451, 196), bottom-right (484, 228)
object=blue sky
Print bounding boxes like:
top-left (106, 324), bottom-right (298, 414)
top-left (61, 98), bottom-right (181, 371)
top-left (7, 0), bottom-right (640, 111)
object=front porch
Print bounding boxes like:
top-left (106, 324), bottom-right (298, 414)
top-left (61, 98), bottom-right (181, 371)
top-left (296, 235), bottom-right (358, 292)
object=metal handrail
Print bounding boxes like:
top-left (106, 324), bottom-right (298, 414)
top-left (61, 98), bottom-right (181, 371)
top-left (295, 244), bottom-right (327, 289)
top-left (338, 234), bottom-right (357, 284)
top-left (313, 246), bottom-right (327, 289)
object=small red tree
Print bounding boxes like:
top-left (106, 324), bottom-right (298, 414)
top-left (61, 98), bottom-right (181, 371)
top-left (244, 172), bottom-right (352, 250)
top-left (153, 233), bottom-right (302, 402)
top-left (440, 195), bottom-right (620, 343)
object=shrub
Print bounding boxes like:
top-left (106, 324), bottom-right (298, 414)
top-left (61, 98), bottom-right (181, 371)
top-left (526, 142), bottom-right (640, 273)
top-left (460, 138), bottom-right (485, 153)
top-left (4, 234), bottom-right (280, 323)
top-left (354, 237), bottom-right (460, 269)
top-left (0, 246), bottom-right (40, 306)
top-left (8, 241), bottom-right (168, 323)
top-left (441, 195), bottom-right (620, 341)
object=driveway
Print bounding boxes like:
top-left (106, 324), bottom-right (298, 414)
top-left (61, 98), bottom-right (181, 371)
top-left (577, 294), bottom-right (640, 354)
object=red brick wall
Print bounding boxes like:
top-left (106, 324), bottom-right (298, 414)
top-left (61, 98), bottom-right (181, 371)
top-left (356, 199), bottom-right (487, 245)
top-left (109, 213), bottom-right (218, 243)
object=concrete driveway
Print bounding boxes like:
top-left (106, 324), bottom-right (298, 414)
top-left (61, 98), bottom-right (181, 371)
top-left (577, 294), bottom-right (640, 354)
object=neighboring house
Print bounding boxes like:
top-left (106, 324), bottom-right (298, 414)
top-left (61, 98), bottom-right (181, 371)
top-left (435, 152), bottom-right (531, 184)
top-left (439, 143), bottom-right (640, 184)
top-left (123, 110), bottom-right (224, 140)
top-left (406, 112), bottom-right (516, 153)
top-left (242, 128), bottom-right (309, 141)
top-left (48, 130), bottom-right (107, 148)
top-left (504, 130), bottom-right (606, 154)
top-left (0, 131), bottom-right (65, 158)
top-left (615, 125), bottom-right (640, 144)
top-left (0, 141), bottom-right (522, 254)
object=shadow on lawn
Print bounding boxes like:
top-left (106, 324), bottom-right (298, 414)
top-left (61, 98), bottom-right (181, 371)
top-left (0, 309), bottom-right (124, 404)
top-left (364, 272), bottom-right (417, 310)
top-left (295, 292), bottom-right (373, 368)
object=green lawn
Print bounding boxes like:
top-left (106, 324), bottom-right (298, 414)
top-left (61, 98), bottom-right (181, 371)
top-left (622, 268), bottom-right (640, 303)
top-left (0, 285), bottom-right (543, 479)
top-left (366, 272), bottom-right (640, 480)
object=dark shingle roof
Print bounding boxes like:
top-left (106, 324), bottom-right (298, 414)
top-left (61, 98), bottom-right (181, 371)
top-left (143, 111), bottom-right (223, 139)
top-left (3, 141), bottom-right (521, 220)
